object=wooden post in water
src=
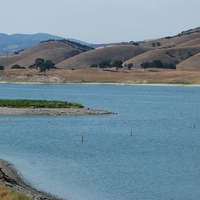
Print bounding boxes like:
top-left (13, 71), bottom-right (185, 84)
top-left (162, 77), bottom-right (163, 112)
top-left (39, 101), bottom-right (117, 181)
top-left (81, 135), bottom-right (84, 142)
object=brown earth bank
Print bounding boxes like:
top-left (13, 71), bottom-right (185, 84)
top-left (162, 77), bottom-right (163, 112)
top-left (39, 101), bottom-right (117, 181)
top-left (1, 68), bottom-right (200, 84)
top-left (0, 160), bottom-right (61, 200)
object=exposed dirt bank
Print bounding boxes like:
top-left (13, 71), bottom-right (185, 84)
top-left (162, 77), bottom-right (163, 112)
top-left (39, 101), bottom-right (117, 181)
top-left (0, 160), bottom-right (61, 200)
top-left (1, 68), bottom-right (200, 84)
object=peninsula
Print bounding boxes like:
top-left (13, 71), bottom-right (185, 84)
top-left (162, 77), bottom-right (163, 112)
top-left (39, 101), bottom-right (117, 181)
top-left (0, 99), bottom-right (115, 115)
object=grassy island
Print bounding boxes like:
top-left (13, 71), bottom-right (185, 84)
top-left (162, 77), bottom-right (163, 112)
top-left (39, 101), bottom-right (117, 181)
top-left (0, 99), bottom-right (84, 108)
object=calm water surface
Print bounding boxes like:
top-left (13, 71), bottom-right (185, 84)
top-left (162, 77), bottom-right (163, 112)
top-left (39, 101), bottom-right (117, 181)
top-left (0, 84), bottom-right (200, 200)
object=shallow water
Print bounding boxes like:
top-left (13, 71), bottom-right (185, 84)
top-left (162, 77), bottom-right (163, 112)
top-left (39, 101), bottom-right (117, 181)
top-left (0, 84), bottom-right (200, 200)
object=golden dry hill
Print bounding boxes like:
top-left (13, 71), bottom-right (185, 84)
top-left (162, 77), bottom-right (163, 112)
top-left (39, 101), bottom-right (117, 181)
top-left (56, 45), bottom-right (151, 69)
top-left (0, 40), bottom-right (93, 69)
top-left (0, 27), bottom-right (200, 84)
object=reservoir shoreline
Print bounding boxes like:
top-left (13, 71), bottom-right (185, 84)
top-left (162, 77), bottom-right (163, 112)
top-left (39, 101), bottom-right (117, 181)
top-left (0, 159), bottom-right (61, 199)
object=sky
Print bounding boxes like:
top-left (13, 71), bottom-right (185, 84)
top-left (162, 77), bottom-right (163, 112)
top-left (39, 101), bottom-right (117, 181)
top-left (1, 0), bottom-right (200, 44)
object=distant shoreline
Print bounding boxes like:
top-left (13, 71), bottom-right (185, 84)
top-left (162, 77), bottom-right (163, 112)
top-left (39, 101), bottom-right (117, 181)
top-left (0, 81), bottom-right (200, 87)
top-left (1, 67), bottom-right (200, 86)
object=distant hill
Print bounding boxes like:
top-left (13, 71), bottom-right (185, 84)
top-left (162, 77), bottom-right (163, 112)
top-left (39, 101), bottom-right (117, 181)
top-left (56, 45), bottom-right (151, 69)
top-left (124, 27), bottom-right (200, 70)
top-left (56, 27), bottom-right (200, 71)
top-left (0, 40), bottom-right (94, 69)
top-left (0, 27), bottom-right (200, 71)
top-left (0, 33), bottom-right (91, 57)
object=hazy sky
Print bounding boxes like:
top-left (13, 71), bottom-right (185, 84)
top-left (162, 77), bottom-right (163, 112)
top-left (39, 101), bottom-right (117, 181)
top-left (1, 0), bottom-right (200, 43)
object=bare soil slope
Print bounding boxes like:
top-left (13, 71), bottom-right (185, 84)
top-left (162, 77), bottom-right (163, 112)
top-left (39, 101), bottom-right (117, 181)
top-left (177, 53), bottom-right (200, 70)
top-left (0, 40), bottom-right (93, 69)
top-left (56, 45), bottom-right (151, 69)
top-left (124, 46), bottom-right (200, 69)
top-left (139, 30), bottom-right (200, 49)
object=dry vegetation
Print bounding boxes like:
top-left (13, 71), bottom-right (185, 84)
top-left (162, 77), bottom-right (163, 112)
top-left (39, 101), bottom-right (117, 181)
top-left (0, 40), bottom-right (92, 69)
top-left (1, 68), bottom-right (200, 84)
top-left (0, 184), bottom-right (30, 200)
top-left (0, 27), bottom-right (200, 83)
top-left (56, 45), bottom-right (151, 69)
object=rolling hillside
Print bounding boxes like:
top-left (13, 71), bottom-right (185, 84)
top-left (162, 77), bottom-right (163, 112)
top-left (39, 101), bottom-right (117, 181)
top-left (0, 33), bottom-right (91, 57)
top-left (177, 53), bottom-right (200, 71)
top-left (0, 27), bottom-right (200, 72)
top-left (56, 45), bottom-right (151, 69)
top-left (0, 33), bottom-right (64, 57)
top-left (56, 27), bottom-right (200, 70)
top-left (0, 40), bottom-right (93, 69)
top-left (124, 46), bottom-right (200, 69)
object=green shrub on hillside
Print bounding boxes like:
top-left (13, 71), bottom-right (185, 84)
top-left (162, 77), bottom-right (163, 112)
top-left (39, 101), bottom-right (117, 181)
top-left (90, 64), bottom-right (98, 68)
top-left (11, 64), bottom-right (25, 69)
top-left (141, 60), bottom-right (176, 69)
top-left (91, 60), bottom-right (123, 71)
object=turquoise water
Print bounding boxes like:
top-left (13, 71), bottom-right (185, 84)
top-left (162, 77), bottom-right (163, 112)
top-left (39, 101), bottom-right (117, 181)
top-left (0, 84), bottom-right (200, 200)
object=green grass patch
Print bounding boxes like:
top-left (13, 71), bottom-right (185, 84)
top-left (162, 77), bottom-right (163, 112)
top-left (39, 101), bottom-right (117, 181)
top-left (167, 80), bottom-right (191, 84)
top-left (0, 99), bottom-right (84, 108)
top-left (148, 80), bottom-right (194, 85)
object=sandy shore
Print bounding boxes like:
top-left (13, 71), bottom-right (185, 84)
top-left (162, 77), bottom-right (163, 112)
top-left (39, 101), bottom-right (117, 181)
top-left (0, 159), bottom-right (61, 200)
top-left (0, 107), bottom-right (115, 116)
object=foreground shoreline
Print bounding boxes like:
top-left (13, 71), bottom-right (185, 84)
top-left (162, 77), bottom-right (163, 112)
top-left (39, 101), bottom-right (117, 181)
top-left (0, 159), bottom-right (61, 200)
top-left (0, 107), bottom-right (115, 116)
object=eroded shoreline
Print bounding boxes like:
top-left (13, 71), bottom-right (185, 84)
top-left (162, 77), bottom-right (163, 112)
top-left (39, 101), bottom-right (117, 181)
top-left (0, 159), bottom-right (61, 200)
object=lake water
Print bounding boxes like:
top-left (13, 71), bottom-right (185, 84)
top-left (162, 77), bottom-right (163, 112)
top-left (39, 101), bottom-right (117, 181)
top-left (0, 84), bottom-right (200, 200)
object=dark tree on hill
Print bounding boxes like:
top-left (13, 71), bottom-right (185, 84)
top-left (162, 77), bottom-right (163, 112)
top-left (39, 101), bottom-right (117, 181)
top-left (151, 60), bottom-right (163, 68)
top-left (140, 62), bottom-right (149, 69)
top-left (140, 60), bottom-right (176, 70)
top-left (11, 64), bottom-right (25, 69)
top-left (45, 60), bottom-right (55, 70)
top-left (35, 58), bottom-right (45, 70)
top-left (28, 64), bottom-right (36, 69)
top-left (127, 63), bottom-right (133, 70)
top-left (34, 58), bottom-right (56, 72)
top-left (112, 60), bottom-right (123, 71)
top-left (98, 60), bottom-right (111, 70)
top-left (0, 65), bottom-right (4, 70)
